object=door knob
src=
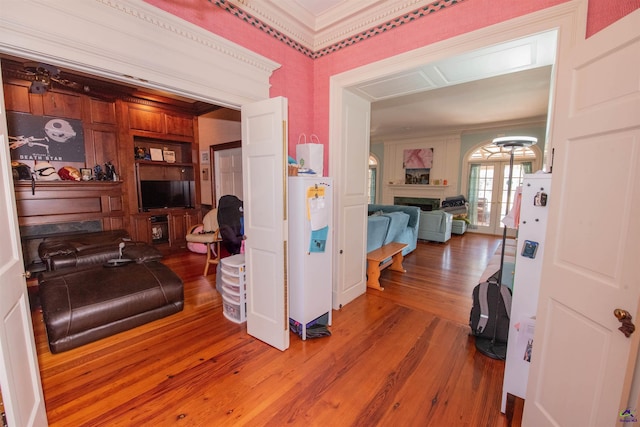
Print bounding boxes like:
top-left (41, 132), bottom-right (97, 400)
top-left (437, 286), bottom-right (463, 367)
top-left (614, 309), bottom-right (636, 338)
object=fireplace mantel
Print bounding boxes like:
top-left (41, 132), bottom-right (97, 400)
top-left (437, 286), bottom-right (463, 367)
top-left (384, 183), bottom-right (449, 205)
top-left (387, 184), bottom-right (448, 189)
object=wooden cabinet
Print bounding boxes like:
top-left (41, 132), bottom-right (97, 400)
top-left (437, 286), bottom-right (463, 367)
top-left (170, 213), bottom-right (186, 248)
top-left (169, 209), bottom-right (201, 250)
top-left (127, 104), bottom-right (194, 138)
top-left (132, 209), bottom-right (201, 252)
top-left (131, 214), bottom-right (153, 245)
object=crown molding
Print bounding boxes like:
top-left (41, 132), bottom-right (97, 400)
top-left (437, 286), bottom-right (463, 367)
top-left (225, 0), bottom-right (457, 52)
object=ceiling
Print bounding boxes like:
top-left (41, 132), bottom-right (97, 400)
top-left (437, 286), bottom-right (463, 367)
top-left (2, 1), bottom-right (556, 139)
top-left (229, 0), bottom-right (556, 140)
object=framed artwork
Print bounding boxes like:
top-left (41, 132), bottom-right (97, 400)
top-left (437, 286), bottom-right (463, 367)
top-left (405, 168), bottom-right (430, 184)
top-left (403, 148), bottom-right (433, 184)
top-left (163, 150), bottom-right (176, 163)
top-left (80, 168), bottom-right (92, 181)
top-left (149, 148), bottom-right (163, 161)
top-left (403, 148), bottom-right (433, 169)
top-left (7, 111), bottom-right (85, 162)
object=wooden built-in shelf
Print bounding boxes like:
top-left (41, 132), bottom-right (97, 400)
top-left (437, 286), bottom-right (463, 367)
top-left (14, 180), bottom-right (125, 229)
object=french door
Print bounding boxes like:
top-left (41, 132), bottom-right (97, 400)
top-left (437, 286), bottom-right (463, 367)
top-left (468, 160), bottom-right (529, 235)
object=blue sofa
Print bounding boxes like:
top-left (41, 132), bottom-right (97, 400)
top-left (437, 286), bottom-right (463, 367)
top-left (367, 204), bottom-right (420, 256)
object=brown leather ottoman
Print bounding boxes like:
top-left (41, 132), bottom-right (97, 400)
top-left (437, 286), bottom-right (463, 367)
top-left (39, 261), bottom-right (183, 353)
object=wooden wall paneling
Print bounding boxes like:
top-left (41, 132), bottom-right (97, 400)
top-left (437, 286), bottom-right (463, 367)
top-left (89, 129), bottom-right (119, 170)
top-left (14, 181), bottom-right (124, 227)
top-left (128, 106), bottom-right (164, 133)
top-left (89, 98), bottom-right (117, 125)
top-left (115, 100), bottom-right (139, 220)
top-left (2, 82), bottom-right (31, 112)
top-left (42, 91), bottom-right (82, 119)
top-left (103, 216), bottom-right (125, 231)
top-left (165, 114), bottom-right (194, 137)
top-left (191, 117), bottom-right (201, 205)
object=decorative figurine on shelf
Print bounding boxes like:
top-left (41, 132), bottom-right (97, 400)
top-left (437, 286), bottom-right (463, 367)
top-left (105, 162), bottom-right (117, 181)
top-left (134, 146), bottom-right (147, 160)
top-left (94, 164), bottom-right (105, 181)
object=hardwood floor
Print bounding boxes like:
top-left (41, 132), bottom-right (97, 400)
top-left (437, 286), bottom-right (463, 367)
top-left (31, 233), bottom-right (522, 426)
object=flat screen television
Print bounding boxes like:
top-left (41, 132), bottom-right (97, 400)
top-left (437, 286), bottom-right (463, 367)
top-left (140, 180), bottom-right (194, 210)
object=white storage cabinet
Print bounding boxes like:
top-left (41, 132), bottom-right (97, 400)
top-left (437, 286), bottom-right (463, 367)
top-left (288, 177), bottom-right (333, 340)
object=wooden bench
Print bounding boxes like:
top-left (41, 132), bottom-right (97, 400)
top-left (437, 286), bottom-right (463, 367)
top-left (366, 242), bottom-right (408, 290)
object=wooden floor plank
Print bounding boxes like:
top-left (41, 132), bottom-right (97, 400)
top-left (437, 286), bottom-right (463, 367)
top-left (30, 233), bottom-right (523, 426)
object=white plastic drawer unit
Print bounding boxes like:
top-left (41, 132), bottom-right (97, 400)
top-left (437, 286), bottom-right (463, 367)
top-left (222, 294), bottom-right (244, 323)
top-left (221, 254), bottom-right (246, 323)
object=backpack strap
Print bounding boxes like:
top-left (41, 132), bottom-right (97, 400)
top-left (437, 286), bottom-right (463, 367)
top-left (500, 285), bottom-right (512, 318)
top-left (477, 281), bottom-right (490, 333)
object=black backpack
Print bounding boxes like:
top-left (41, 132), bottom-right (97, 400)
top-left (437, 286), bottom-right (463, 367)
top-left (469, 278), bottom-right (512, 343)
top-left (217, 195), bottom-right (244, 255)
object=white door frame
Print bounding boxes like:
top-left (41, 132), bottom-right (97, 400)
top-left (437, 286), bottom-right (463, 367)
top-left (329, 1), bottom-right (585, 304)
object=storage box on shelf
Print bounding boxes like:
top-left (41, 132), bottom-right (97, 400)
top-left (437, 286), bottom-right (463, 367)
top-left (220, 254), bottom-right (246, 323)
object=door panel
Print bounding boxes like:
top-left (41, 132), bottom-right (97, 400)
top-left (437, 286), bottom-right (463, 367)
top-left (215, 147), bottom-right (243, 201)
top-left (333, 90), bottom-right (370, 309)
top-left (523, 11), bottom-right (640, 426)
top-left (0, 64), bottom-right (48, 426)
top-left (241, 97), bottom-right (289, 351)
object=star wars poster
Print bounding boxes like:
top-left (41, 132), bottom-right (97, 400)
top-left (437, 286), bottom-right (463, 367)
top-left (7, 111), bottom-right (85, 162)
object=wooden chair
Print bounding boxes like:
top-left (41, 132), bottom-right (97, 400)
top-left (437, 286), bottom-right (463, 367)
top-left (185, 209), bottom-right (221, 275)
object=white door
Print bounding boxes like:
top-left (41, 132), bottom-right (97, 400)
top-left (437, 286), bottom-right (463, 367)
top-left (0, 66), bottom-right (48, 426)
top-left (523, 11), bottom-right (640, 427)
top-left (332, 89), bottom-right (370, 309)
top-left (241, 96), bottom-right (289, 351)
top-left (215, 147), bottom-right (243, 201)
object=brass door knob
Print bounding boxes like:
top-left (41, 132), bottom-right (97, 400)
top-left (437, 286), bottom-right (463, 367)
top-left (614, 309), bottom-right (635, 338)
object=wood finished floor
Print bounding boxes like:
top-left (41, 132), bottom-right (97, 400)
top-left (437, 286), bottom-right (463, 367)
top-left (31, 233), bottom-right (522, 426)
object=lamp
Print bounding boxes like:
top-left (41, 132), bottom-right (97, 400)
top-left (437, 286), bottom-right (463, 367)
top-left (475, 136), bottom-right (537, 360)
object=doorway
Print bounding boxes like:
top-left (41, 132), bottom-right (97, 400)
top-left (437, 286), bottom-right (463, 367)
top-left (210, 141), bottom-right (242, 207)
top-left (467, 142), bottom-right (539, 235)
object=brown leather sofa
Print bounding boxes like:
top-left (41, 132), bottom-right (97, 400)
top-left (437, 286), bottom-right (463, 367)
top-left (37, 231), bottom-right (184, 353)
top-left (39, 229), bottom-right (135, 270)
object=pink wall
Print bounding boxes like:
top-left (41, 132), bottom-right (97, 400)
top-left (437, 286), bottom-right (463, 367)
top-left (145, 0), bottom-right (638, 171)
top-left (587, 0), bottom-right (640, 36)
top-left (143, 0), bottom-right (315, 154)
